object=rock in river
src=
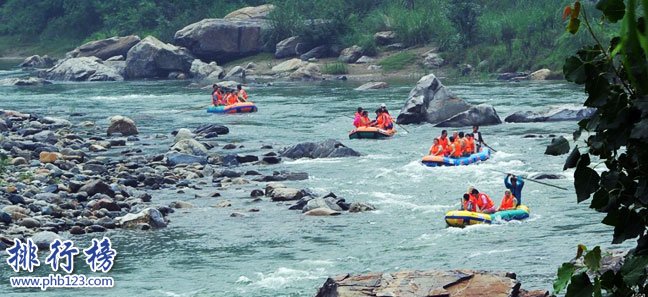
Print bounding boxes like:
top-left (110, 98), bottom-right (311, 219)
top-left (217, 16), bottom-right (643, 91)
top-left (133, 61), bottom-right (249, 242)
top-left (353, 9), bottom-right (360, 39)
top-left (280, 139), bottom-right (361, 159)
top-left (545, 136), bottom-right (570, 156)
top-left (397, 73), bottom-right (471, 125)
top-left (435, 104), bottom-right (502, 127)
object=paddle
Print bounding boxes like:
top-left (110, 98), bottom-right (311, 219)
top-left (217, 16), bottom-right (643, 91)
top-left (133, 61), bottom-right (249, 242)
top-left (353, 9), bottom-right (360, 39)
top-left (172, 103), bottom-right (211, 114)
top-left (483, 142), bottom-right (498, 153)
top-left (490, 169), bottom-right (569, 191)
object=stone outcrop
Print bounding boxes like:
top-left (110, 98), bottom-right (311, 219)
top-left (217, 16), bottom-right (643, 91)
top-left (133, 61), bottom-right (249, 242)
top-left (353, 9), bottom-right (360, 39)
top-left (275, 36), bottom-right (303, 59)
top-left (374, 31), bottom-right (396, 45)
top-left (355, 82), bottom-right (388, 91)
top-left (19, 55), bottom-right (55, 68)
top-left (174, 18), bottom-right (267, 63)
top-left (189, 59), bottom-right (224, 80)
top-left (124, 36), bottom-right (194, 79)
top-left (435, 104), bottom-right (502, 127)
top-left (107, 115), bottom-right (138, 136)
top-left (41, 57), bottom-right (123, 81)
top-left (67, 35), bottom-right (141, 60)
top-left (338, 45), bottom-right (363, 63)
top-left (504, 108), bottom-right (595, 123)
top-left (397, 74), bottom-right (471, 125)
top-left (223, 4), bottom-right (274, 20)
top-left (545, 136), bottom-right (570, 156)
top-left (280, 139), bottom-right (361, 159)
top-left (315, 270), bottom-right (528, 297)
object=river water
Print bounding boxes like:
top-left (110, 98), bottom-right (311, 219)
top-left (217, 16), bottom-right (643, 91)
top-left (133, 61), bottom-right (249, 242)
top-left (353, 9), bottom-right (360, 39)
top-left (0, 64), bottom-right (627, 296)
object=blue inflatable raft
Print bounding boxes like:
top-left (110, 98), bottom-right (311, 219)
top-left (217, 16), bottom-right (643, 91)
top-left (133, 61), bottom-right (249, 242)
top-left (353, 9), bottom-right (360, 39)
top-left (421, 149), bottom-right (490, 167)
top-left (207, 102), bottom-right (257, 114)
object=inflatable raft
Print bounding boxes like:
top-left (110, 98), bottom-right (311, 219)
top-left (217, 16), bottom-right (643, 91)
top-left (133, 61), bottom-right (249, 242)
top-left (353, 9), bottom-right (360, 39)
top-left (349, 127), bottom-right (396, 139)
top-left (444, 205), bottom-right (530, 227)
top-left (207, 102), bottom-right (257, 114)
top-left (421, 149), bottom-right (490, 167)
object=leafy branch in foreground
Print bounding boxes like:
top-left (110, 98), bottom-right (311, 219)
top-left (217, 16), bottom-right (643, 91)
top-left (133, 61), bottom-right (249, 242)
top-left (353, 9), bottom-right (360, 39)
top-left (557, 0), bottom-right (648, 296)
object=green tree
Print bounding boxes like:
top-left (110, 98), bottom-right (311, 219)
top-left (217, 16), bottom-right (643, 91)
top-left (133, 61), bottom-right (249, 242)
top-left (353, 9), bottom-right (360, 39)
top-left (448, 0), bottom-right (481, 48)
top-left (556, 0), bottom-right (648, 295)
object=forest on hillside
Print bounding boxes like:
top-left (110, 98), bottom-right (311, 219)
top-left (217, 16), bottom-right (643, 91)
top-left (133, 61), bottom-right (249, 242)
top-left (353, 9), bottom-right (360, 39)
top-left (0, 0), bottom-right (614, 72)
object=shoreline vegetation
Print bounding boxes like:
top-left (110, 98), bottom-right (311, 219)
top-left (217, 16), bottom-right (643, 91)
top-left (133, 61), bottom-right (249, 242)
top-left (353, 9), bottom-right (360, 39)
top-left (0, 0), bottom-right (616, 82)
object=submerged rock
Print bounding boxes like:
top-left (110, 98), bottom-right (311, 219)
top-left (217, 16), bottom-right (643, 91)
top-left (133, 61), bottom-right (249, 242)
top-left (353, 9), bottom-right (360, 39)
top-left (435, 104), bottom-right (502, 127)
top-left (545, 136), bottom-right (570, 156)
top-left (42, 57), bottom-right (123, 81)
top-left (505, 108), bottom-right (595, 123)
top-left (355, 82), bottom-right (388, 91)
top-left (116, 208), bottom-right (167, 229)
top-left (280, 139), bottom-right (361, 159)
top-left (315, 270), bottom-right (522, 297)
top-left (0, 77), bottom-right (52, 86)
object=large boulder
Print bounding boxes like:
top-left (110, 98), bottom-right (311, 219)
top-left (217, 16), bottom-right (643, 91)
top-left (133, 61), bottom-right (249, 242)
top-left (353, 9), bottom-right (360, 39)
top-left (300, 45), bottom-right (333, 60)
top-left (41, 57), bottom-right (123, 81)
top-left (435, 104), bottom-right (502, 127)
top-left (171, 139), bottom-right (208, 155)
top-left (545, 136), bottom-right (570, 156)
top-left (289, 63), bottom-right (321, 80)
top-left (338, 45), bottom-right (363, 63)
top-left (275, 36), bottom-right (300, 59)
top-left (193, 123), bottom-right (229, 136)
top-left (19, 55), bottom-right (55, 68)
top-left (422, 51), bottom-right (445, 69)
top-left (272, 58), bottom-right (306, 74)
top-left (280, 139), bottom-right (361, 159)
top-left (166, 152), bottom-right (208, 166)
top-left (374, 31), bottom-right (396, 46)
top-left (355, 82), bottom-right (388, 91)
top-left (224, 66), bottom-right (246, 81)
top-left (174, 19), bottom-right (267, 63)
top-left (505, 108), bottom-right (596, 123)
top-left (528, 68), bottom-right (552, 80)
top-left (223, 4), bottom-right (275, 20)
top-left (67, 35), bottom-right (141, 60)
top-left (124, 36), bottom-right (194, 79)
top-left (189, 59), bottom-right (224, 80)
top-left (315, 270), bottom-right (522, 297)
top-left (116, 208), bottom-right (167, 229)
top-left (397, 73), bottom-right (471, 124)
top-left (78, 179), bottom-right (115, 197)
top-left (107, 115), bottom-right (138, 136)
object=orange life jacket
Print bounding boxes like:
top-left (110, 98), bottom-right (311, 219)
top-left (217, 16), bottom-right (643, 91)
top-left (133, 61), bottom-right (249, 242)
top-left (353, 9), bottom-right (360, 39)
top-left (465, 137), bottom-right (475, 154)
top-left (476, 193), bottom-right (494, 210)
top-left (226, 93), bottom-right (237, 105)
top-left (429, 144), bottom-right (444, 156)
top-left (239, 89), bottom-right (248, 100)
top-left (451, 139), bottom-right (463, 157)
top-left (438, 136), bottom-right (449, 150)
top-left (499, 194), bottom-right (516, 210)
top-left (359, 116), bottom-right (371, 127)
top-left (375, 113), bottom-right (392, 129)
top-left (463, 195), bottom-right (478, 212)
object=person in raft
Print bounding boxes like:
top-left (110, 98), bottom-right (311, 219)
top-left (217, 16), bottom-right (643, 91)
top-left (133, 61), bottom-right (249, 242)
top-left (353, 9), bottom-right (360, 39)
top-left (472, 188), bottom-right (496, 214)
top-left (498, 189), bottom-right (518, 211)
top-left (372, 109), bottom-right (393, 130)
top-left (225, 90), bottom-right (238, 105)
top-left (505, 174), bottom-right (525, 206)
top-left (472, 125), bottom-right (489, 152)
top-left (353, 107), bottom-right (364, 127)
top-left (428, 138), bottom-right (444, 156)
top-left (461, 193), bottom-right (478, 212)
top-left (236, 84), bottom-right (248, 102)
top-left (211, 84), bottom-right (223, 106)
top-left (379, 103), bottom-right (389, 114)
top-left (359, 110), bottom-right (371, 127)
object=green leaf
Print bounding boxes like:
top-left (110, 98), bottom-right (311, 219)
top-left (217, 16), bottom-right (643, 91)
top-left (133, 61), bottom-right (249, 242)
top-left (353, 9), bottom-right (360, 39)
top-left (564, 146), bottom-right (581, 170)
top-left (564, 56), bottom-right (587, 84)
top-left (590, 188), bottom-right (610, 210)
top-left (584, 246), bottom-right (602, 272)
top-left (595, 0), bottom-right (626, 22)
top-left (611, 207), bottom-right (644, 244)
top-left (593, 277), bottom-right (602, 297)
top-left (599, 270), bottom-right (616, 290)
top-left (579, 153), bottom-right (591, 167)
top-left (584, 74), bottom-right (610, 107)
top-left (629, 118), bottom-right (648, 140)
top-left (573, 129), bottom-right (582, 141)
top-left (576, 244), bottom-right (588, 259)
top-left (635, 178), bottom-right (648, 205)
top-left (620, 255), bottom-right (648, 285)
top-left (565, 272), bottom-right (594, 297)
top-left (574, 165), bottom-right (600, 202)
top-left (554, 262), bottom-right (577, 294)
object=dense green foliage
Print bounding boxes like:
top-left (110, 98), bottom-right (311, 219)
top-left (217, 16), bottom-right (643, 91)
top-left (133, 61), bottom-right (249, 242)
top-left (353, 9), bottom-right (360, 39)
top-left (320, 62), bottom-right (348, 75)
top-left (378, 52), bottom-right (417, 71)
top-left (0, 0), bottom-right (618, 72)
top-left (557, 0), bottom-right (648, 295)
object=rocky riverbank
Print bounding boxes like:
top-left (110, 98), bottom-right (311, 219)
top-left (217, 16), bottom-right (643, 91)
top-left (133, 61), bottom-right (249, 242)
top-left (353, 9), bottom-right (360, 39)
top-left (0, 109), bottom-right (374, 249)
